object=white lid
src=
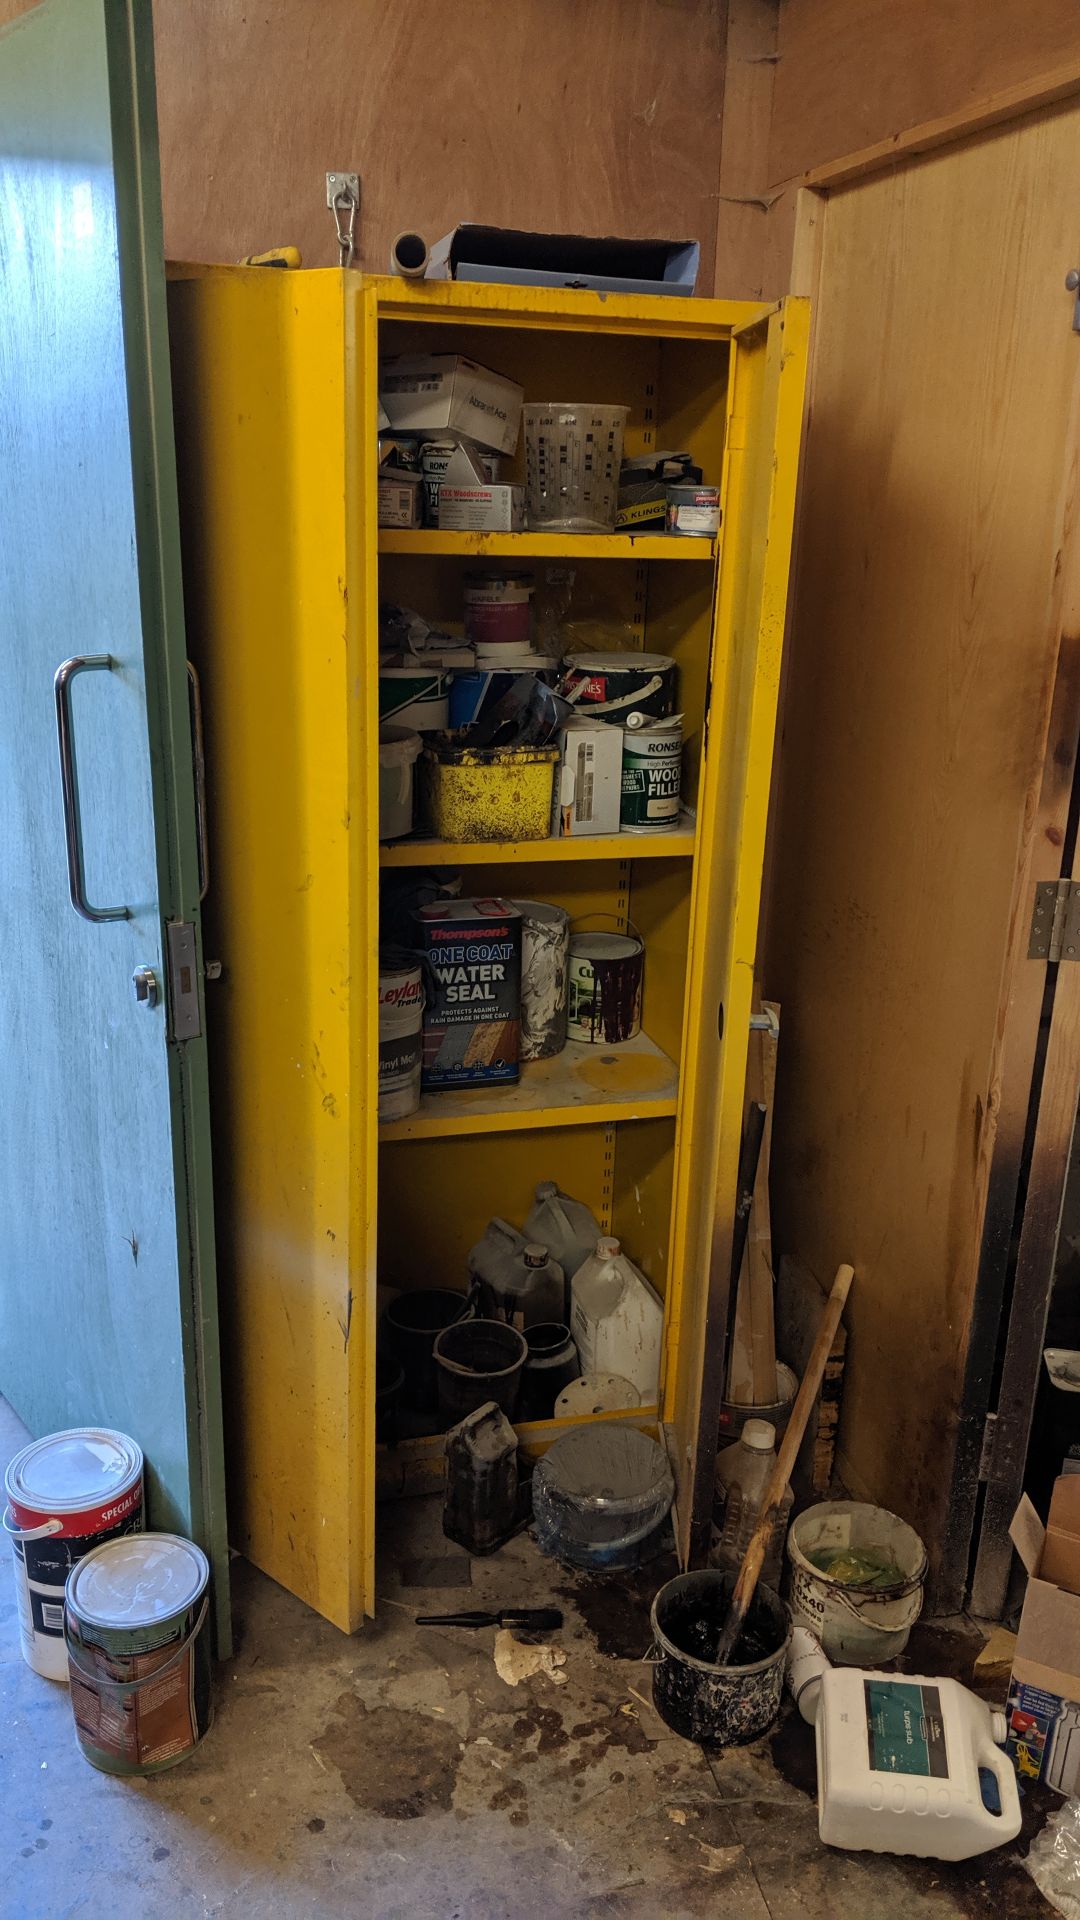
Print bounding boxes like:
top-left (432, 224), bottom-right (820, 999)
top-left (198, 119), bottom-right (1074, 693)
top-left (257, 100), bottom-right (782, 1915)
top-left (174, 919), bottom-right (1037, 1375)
top-left (563, 652), bottom-right (674, 673)
top-left (524, 1244), bottom-right (547, 1266)
top-left (5, 1427), bottom-right (143, 1513)
top-left (596, 1236), bottom-right (620, 1257)
top-left (742, 1419), bottom-right (776, 1452)
top-left (67, 1532), bottom-right (208, 1627)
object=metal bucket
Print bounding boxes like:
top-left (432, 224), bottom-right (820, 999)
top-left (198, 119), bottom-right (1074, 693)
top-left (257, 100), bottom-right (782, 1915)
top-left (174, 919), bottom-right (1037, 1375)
top-left (567, 916), bottom-right (644, 1044)
top-left (514, 899), bottom-right (569, 1060)
top-left (787, 1500), bottom-right (927, 1664)
top-left (650, 1569), bottom-right (790, 1747)
top-left (385, 1288), bottom-right (473, 1411)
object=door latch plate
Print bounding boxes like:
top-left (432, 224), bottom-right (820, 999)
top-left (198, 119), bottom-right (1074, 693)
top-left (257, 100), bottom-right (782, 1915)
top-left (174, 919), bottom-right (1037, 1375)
top-left (166, 921), bottom-right (202, 1041)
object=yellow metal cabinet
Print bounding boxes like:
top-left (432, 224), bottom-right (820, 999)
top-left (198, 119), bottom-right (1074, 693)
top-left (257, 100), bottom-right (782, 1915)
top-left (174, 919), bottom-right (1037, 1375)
top-left (167, 270), bottom-right (808, 1632)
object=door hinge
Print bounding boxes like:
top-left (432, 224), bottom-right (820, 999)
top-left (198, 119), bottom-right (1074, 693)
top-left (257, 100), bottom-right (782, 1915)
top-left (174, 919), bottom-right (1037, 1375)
top-left (166, 921), bottom-right (202, 1041)
top-left (1028, 878), bottom-right (1080, 961)
top-left (978, 1411), bottom-right (997, 1482)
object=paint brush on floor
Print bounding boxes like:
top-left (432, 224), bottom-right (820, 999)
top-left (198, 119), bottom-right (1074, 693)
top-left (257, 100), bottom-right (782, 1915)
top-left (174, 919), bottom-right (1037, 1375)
top-left (415, 1608), bottom-right (563, 1631)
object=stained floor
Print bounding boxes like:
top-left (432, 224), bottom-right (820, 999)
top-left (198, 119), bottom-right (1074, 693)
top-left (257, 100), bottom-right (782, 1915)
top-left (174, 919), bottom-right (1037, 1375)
top-left (0, 1399), bottom-right (1059, 1920)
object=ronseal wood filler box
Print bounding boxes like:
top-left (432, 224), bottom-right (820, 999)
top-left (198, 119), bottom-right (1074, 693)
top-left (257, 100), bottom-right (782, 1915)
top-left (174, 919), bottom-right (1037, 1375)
top-left (417, 898), bottom-right (522, 1089)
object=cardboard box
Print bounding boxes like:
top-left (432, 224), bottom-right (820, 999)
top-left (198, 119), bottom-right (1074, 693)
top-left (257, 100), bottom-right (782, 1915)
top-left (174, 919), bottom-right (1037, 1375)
top-left (426, 225), bottom-right (700, 299)
top-left (553, 716), bottom-right (623, 836)
top-left (437, 485), bottom-right (525, 533)
top-left (1007, 1478), bottom-right (1080, 1791)
top-left (379, 353), bottom-right (523, 456)
top-left (377, 470), bottom-right (422, 529)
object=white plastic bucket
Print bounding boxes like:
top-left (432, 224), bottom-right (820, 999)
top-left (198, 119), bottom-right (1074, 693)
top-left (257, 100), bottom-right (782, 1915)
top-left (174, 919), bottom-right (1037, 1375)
top-left (786, 1500), bottom-right (927, 1665)
top-left (379, 957), bottom-right (424, 1120)
top-left (4, 1427), bottom-right (144, 1681)
top-left (378, 726), bottom-right (422, 840)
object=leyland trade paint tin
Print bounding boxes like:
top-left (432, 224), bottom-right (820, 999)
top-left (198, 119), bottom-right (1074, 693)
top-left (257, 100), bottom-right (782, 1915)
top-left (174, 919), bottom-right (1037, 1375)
top-left (567, 929), bottom-right (644, 1044)
top-left (621, 714), bottom-right (684, 833)
top-left (64, 1533), bottom-right (212, 1776)
top-left (379, 954), bottom-right (425, 1121)
top-left (3, 1427), bottom-right (144, 1681)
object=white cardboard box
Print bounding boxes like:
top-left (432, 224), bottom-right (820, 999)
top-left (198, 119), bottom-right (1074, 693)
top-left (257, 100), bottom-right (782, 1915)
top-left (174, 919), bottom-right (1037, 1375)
top-left (553, 717), bottom-right (624, 836)
top-left (378, 470), bottom-right (422, 529)
top-left (378, 353), bottom-right (523, 456)
top-left (437, 484), bottom-right (525, 533)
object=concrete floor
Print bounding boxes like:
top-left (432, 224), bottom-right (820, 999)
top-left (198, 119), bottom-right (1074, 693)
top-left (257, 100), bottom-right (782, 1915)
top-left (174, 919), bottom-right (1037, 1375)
top-left (0, 1400), bottom-right (1059, 1920)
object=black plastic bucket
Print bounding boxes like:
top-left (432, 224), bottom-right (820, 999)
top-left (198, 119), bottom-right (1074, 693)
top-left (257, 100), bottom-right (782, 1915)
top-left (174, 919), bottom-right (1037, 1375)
top-left (434, 1318), bottom-right (527, 1423)
top-left (650, 1569), bottom-right (790, 1746)
top-left (385, 1289), bottom-right (472, 1411)
top-left (520, 1323), bottom-right (580, 1420)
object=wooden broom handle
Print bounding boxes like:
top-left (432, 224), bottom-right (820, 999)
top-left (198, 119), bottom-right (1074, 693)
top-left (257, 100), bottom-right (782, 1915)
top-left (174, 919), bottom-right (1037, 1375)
top-left (714, 1262), bottom-right (854, 1667)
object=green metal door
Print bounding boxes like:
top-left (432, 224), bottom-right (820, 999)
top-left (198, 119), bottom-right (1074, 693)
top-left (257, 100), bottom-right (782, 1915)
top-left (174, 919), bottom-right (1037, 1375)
top-left (0, 0), bottom-right (228, 1648)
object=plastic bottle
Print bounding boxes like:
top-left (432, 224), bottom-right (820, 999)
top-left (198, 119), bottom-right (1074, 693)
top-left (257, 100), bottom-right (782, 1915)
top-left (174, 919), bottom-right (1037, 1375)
top-left (569, 1236), bottom-right (664, 1399)
top-left (467, 1218), bottom-right (565, 1327)
top-left (710, 1419), bottom-right (793, 1590)
top-left (523, 1181), bottom-right (603, 1281)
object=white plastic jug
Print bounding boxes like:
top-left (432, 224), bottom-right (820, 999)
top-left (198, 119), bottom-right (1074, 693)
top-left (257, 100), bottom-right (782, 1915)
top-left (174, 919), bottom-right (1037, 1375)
top-left (812, 1664), bottom-right (1021, 1861)
top-left (468, 1218), bottom-right (566, 1327)
top-left (710, 1419), bottom-right (793, 1590)
top-left (523, 1181), bottom-right (602, 1281)
top-left (570, 1236), bottom-right (664, 1400)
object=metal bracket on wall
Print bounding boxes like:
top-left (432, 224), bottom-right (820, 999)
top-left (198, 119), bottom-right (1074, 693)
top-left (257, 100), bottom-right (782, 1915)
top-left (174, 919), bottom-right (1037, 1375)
top-left (1028, 877), bottom-right (1080, 960)
top-left (326, 172), bottom-right (360, 269)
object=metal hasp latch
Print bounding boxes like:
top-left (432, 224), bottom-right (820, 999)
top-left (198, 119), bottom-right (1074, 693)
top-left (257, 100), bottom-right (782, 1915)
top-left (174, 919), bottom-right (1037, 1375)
top-left (166, 921), bottom-right (202, 1040)
top-left (1028, 878), bottom-right (1080, 960)
top-left (327, 172), bottom-right (359, 269)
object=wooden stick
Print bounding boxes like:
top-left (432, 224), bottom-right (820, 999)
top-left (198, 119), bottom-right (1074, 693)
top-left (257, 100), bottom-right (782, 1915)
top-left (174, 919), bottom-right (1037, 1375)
top-left (714, 1263), bottom-right (854, 1667)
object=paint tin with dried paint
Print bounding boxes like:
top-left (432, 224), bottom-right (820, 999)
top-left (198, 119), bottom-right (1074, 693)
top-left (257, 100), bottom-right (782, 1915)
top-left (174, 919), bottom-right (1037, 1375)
top-left (379, 954), bottom-right (425, 1121)
top-left (620, 714), bottom-right (683, 833)
top-left (665, 483), bottom-right (721, 538)
top-left (560, 651), bottom-right (676, 722)
top-left (513, 899), bottom-right (570, 1061)
top-left (566, 921), bottom-right (644, 1045)
top-left (3, 1428), bottom-right (144, 1682)
top-left (65, 1532), bottom-right (212, 1776)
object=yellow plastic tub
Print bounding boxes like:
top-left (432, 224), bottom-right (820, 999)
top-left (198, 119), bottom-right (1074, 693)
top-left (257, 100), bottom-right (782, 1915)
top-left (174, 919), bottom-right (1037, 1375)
top-left (421, 742), bottom-right (559, 843)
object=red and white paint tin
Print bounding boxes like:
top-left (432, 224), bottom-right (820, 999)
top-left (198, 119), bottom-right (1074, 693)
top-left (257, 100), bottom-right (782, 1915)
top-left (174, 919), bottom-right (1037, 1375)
top-left (3, 1427), bottom-right (144, 1681)
top-left (379, 956), bottom-right (425, 1120)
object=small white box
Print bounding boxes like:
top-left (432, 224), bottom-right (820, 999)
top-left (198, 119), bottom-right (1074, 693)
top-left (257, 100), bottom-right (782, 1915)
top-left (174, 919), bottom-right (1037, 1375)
top-left (378, 353), bottom-right (523, 455)
top-left (378, 470), bottom-right (422, 528)
top-left (553, 717), bottom-right (623, 836)
top-left (437, 485), bottom-right (526, 533)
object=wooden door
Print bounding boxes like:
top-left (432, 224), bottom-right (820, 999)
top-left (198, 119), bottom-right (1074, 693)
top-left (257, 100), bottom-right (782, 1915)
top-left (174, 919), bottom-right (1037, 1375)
top-left (768, 99), bottom-right (1080, 1609)
top-left (0, 0), bottom-right (228, 1642)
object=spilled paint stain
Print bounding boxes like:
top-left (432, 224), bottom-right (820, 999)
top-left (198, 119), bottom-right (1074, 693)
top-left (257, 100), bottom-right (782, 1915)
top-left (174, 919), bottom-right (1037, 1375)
top-left (313, 1697), bottom-right (461, 1820)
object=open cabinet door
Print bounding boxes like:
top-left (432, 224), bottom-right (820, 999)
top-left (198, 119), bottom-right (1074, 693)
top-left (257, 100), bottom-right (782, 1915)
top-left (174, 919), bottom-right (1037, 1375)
top-left (664, 300), bottom-right (809, 1561)
top-left (0, 0), bottom-right (228, 1645)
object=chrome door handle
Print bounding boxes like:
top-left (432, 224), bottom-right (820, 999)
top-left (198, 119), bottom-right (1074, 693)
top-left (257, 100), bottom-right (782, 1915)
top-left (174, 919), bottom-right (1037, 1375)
top-left (53, 655), bottom-right (130, 922)
top-left (187, 661), bottom-right (209, 902)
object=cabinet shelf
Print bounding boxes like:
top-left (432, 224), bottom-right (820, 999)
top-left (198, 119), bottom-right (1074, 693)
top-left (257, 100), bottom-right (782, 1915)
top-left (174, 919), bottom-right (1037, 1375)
top-left (379, 1030), bottom-right (678, 1141)
top-left (380, 820), bottom-right (697, 867)
top-left (378, 530), bottom-right (715, 562)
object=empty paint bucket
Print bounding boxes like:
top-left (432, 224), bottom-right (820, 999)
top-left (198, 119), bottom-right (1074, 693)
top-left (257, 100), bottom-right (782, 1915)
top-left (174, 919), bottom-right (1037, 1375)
top-left (514, 899), bottom-right (569, 1060)
top-left (378, 953), bottom-right (424, 1121)
top-left (787, 1500), bottom-right (927, 1664)
top-left (385, 1288), bottom-right (473, 1411)
top-left (3, 1427), bottom-right (144, 1682)
top-left (64, 1532), bottom-right (212, 1775)
top-left (463, 572), bottom-right (534, 649)
top-left (651, 1570), bottom-right (790, 1746)
top-left (434, 1318), bottom-right (528, 1424)
top-left (567, 920), bottom-right (644, 1044)
top-left (621, 715), bottom-right (683, 833)
top-left (379, 725), bottom-right (423, 840)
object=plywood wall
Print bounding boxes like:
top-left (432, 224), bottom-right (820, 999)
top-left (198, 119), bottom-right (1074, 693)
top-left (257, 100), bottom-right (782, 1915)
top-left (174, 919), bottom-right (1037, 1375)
top-left (0, 0), bottom-right (725, 282)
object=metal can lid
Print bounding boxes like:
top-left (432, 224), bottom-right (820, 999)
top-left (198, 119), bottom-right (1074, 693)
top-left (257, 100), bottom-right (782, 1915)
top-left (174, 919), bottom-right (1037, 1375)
top-left (67, 1532), bottom-right (209, 1627)
top-left (569, 932), bottom-right (640, 961)
top-left (4, 1428), bottom-right (143, 1515)
top-left (563, 652), bottom-right (675, 673)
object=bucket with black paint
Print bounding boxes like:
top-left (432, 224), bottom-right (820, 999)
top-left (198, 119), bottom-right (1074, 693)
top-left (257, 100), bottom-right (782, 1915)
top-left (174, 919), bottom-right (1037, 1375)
top-left (650, 1569), bottom-right (790, 1746)
top-left (3, 1427), bottom-right (144, 1682)
top-left (513, 898), bottom-right (569, 1060)
top-left (434, 1318), bottom-right (528, 1423)
top-left (378, 953), bottom-right (424, 1121)
top-left (567, 915), bottom-right (644, 1045)
top-left (64, 1532), bottom-right (212, 1776)
top-left (621, 714), bottom-right (683, 834)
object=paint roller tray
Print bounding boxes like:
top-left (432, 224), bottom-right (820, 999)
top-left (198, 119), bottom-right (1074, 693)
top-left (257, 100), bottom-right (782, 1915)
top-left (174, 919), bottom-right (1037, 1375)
top-left (532, 1424), bottom-right (675, 1570)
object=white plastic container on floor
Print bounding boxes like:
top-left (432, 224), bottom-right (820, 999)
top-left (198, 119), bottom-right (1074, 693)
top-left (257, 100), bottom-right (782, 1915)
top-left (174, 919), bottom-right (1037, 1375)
top-left (814, 1665), bottom-right (1021, 1860)
top-left (570, 1236), bottom-right (664, 1400)
top-left (523, 1181), bottom-right (602, 1281)
top-left (710, 1419), bottom-right (793, 1590)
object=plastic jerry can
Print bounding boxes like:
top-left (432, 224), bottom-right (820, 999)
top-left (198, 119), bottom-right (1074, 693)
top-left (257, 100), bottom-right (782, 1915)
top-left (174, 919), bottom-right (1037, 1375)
top-left (523, 1181), bottom-right (602, 1281)
top-left (814, 1667), bottom-right (1021, 1860)
top-left (710, 1419), bottom-right (793, 1589)
top-left (443, 1402), bottom-right (520, 1556)
top-left (468, 1218), bottom-right (566, 1327)
top-left (570, 1236), bottom-right (664, 1400)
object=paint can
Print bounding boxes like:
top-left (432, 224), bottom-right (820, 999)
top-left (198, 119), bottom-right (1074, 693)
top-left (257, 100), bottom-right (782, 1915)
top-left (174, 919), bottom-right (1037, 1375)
top-left (3, 1427), bottom-right (144, 1682)
top-left (378, 725), bottom-right (422, 840)
top-left (560, 651), bottom-right (676, 722)
top-left (665, 482), bottom-right (721, 538)
top-left (513, 899), bottom-right (570, 1061)
top-left (463, 572), bottom-right (534, 650)
top-left (378, 952), bottom-right (424, 1121)
top-left (64, 1532), bottom-right (212, 1775)
top-left (650, 1569), bottom-right (790, 1746)
top-left (620, 714), bottom-right (684, 833)
top-left (378, 663), bottom-right (450, 731)
top-left (566, 917), bottom-right (644, 1045)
